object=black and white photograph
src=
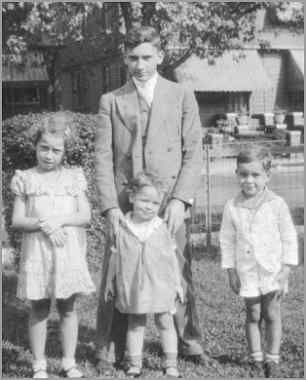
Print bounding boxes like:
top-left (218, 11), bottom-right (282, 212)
top-left (2, 1), bottom-right (304, 378)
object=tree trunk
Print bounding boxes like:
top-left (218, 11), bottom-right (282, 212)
top-left (141, 3), bottom-right (156, 26)
top-left (120, 2), bottom-right (132, 32)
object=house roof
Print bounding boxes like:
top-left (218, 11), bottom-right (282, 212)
top-left (252, 30), bottom-right (304, 49)
top-left (290, 49), bottom-right (304, 75)
top-left (2, 52), bottom-right (49, 82)
top-left (173, 50), bottom-right (272, 92)
top-left (288, 49), bottom-right (304, 90)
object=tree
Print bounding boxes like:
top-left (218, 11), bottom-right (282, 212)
top-left (2, 1), bottom-right (303, 105)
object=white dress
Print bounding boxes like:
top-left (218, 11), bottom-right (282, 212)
top-left (10, 167), bottom-right (95, 300)
top-left (113, 213), bottom-right (183, 314)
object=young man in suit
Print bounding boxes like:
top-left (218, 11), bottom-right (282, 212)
top-left (94, 26), bottom-right (204, 375)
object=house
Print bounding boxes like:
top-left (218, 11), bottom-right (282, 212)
top-left (2, 51), bottom-right (52, 119)
top-left (56, 3), bottom-right (126, 113)
top-left (173, 7), bottom-right (304, 128)
top-left (54, 4), bottom-right (304, 126)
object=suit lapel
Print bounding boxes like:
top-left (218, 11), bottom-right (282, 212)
top-left (146, 75), bottom-right (168, 145)
top-left (115, 80), bottom-right (140, 133)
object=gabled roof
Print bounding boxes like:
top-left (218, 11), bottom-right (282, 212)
top-left (288, 49), bottom-right (304, 90)
top-left (2, 52), bottom-right (49, 82)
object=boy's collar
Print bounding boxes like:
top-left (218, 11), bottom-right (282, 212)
top-left (234, 187), bottom-right (276, 209)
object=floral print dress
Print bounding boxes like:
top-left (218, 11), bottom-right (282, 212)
top-left (10, 167), bottom-right (95, 300)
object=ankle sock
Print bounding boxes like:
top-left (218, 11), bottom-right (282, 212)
top-left (265, 352), bottom-right (280, 364)
top-left (250, 351), bottom-right (264, 362)
top-left (33, 358), bottom-right (47, 371)
top-left (164, 352), bottom-right (178, 368)
top-left (61, 357), bottom-right (76, 370)
top-left (128, 355), bottom-right (142, 369)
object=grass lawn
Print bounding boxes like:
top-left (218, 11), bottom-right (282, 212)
top-left (2, 243), bottom-right (304, 379)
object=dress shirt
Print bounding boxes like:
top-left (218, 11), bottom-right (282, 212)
top-left (133, 73), bottom-right (158, 107)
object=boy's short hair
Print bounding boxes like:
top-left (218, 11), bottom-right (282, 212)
top-left (237, 146), bottom-right (273, 172)
top-left (124, 26), bottom-right (161, 51)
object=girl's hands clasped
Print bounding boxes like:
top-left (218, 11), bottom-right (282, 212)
top-left (39, 217), bottom-right (66, 247)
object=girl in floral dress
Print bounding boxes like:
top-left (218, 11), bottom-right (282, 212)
top-left (11, 112), bottom-right (95, 378)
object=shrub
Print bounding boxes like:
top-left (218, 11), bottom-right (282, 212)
top-left (2, 111), bottom-right (107, 272)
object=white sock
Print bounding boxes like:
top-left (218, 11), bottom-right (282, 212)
top-left (265, 352), bottom-right (280, 364)
top-left (33, 358), bottom-right (47, 371)
top-left (250, 351), bottom-right (264, 362)
top-left (61, 357), bottom-right (76, 370)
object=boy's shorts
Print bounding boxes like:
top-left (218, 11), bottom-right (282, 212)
top-left (238, 263), bottom-right (287, 298)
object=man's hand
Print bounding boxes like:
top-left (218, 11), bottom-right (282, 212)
top-left (106, 208), bottom-right (125, 236)
top-left (164, 199), bottom-right (185, 236)
top-left (275, 265), bottom-right (291, 297)
top-left (228, 268), bottom-right (241, 295)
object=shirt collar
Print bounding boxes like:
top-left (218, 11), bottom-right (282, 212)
top-left (234, 187), bottom-right (276, 209)
top-left (132, 72), bottom-right (158, 91)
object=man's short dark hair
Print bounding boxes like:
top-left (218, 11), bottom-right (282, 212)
top-left (125, 26), bottom-right (161, 51)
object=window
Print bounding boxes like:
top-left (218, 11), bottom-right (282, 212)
top-left (6, 87), bottom-right (40, 105)
top-left (103, 3), bottom-right (119, 31)
top-left (228, 92), bottom-right (250, 113)
top-left (102, 62), bottom-right (126, 93)
top-left (288, 90), bottom-right (304, 111)
top-left (71, 70), bottom-right (88, 111)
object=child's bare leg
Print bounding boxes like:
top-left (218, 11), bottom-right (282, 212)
top-left (56, 294), bottom-right (81, 374)
top-left (155, 313), bottom-right (179, 376)
top-left (29, 299), bottom-right (51, 361)
top-left (127, 314), bottom-right (146, 371)
top-left (261, 291), bottom-right (281, 362)
top-left (245, 297), bottom-right (264, 362)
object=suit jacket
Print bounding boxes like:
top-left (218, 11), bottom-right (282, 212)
top-left (94, 74), bottom-right (203, 214)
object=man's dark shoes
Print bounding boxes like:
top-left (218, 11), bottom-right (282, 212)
top-left (183, 354), bottom-right (208, 366)
top-left (95, 358), bottom-right (114, 376)
top-left (249, 360), bottom-right (264, 377)
top-left (264, 361), bottom-right (280, 378)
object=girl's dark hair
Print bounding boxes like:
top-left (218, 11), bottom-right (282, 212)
top-left (237, 146), bottom-right (273, 172)
top-left (126, 171), bottom-right (165, 195)
top-left (34, 112), bottom-right (74, 147)
top-left (124, 26), bottom-right (161, 51)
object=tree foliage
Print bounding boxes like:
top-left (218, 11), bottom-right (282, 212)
top-left (3, 1), bottom-right (303, 64)
top-left (2, 1), bottom-right (303, 98)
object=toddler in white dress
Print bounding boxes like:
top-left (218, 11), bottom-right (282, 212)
top-left (105, 172), bottom-right (183, 377)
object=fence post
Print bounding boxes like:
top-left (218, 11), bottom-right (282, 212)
top-left (205, 144), bottom-right (212, 251)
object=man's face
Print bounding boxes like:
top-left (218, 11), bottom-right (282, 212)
top-left (124, 42), bottom-right (164, 83)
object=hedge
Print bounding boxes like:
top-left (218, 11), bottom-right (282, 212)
top-left (2, 111), bottom-right (107, 272)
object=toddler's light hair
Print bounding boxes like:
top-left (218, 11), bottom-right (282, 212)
top-left (126, 171), bottom-right (165, 195)
top-left (34, 111), bottom-right (74, 147)
top-left (237, 146), bottom-right (273, 172)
